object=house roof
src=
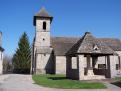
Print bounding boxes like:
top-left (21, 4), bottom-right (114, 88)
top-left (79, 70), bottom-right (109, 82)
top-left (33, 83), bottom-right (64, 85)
top-left (33, 7), bottom-right (53, 26)
top-left (51, 33), bottom-right (121, 56)
top-left (66, 32), bottom-right (115, 55)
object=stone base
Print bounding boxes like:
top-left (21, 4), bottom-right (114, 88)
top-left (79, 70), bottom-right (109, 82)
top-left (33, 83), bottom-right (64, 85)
top-left (36, 69), bottom-right (46, 74)
top-left (87, 69), bottom-right (94, 76)
top-left (80, 75), bottom-right (105, 80)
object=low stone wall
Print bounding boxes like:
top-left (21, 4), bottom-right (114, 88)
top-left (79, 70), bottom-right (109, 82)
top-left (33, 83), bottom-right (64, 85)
top-left (93, 68), bottom-right (106, 75)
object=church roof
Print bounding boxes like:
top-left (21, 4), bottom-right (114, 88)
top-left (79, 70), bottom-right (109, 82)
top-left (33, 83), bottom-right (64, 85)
top-left (35, 7), bottom-right (53, 18)
top-left (66, 32), bottom-right (115, 55)
top-left (51, 37), bottom-right (79, 56)
top-left (51, 34), bottom-right (121, 56)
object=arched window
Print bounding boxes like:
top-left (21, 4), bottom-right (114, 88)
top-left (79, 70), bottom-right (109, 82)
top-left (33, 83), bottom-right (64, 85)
top-left (43, 22), bottom-right (46, 30)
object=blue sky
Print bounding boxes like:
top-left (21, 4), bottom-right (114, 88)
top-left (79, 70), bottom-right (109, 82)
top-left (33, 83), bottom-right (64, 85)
top-left (0, 0), bottom-right (121, 56)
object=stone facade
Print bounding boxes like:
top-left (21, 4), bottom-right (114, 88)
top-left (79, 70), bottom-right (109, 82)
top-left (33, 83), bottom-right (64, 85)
top-left (35, 19), bottom-right (51, 47)
top-left (0, 32), bottom-right (4, 74)
top-left (56, 56), bottom-right (66, 74)
top-left (0, 51), bottom-right (3, 74)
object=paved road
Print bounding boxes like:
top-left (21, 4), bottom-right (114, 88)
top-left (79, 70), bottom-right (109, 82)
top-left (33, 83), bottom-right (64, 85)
top-left (0, 74), bottom-right (120, 91)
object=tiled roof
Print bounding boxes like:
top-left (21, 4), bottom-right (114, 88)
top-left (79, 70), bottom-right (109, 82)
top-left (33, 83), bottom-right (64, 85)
top-left (51, 33), bottom-right (121, 56)
top-left (98, 38), bottom-right (121, 51)
top-left (66, 32), bottom-right (115, 55)
top-left (51, 37), bottom-right (79, 56)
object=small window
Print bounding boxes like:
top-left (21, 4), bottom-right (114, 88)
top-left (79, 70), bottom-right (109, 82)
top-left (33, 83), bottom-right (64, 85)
top-left (93, 44), bottom-right (99, 50)
top-left (43, 38), bottom-right (45, 41)
top-left (98, 64), bottom-right (106, 69)
top-left (43, 22), bottom-right (46, 30)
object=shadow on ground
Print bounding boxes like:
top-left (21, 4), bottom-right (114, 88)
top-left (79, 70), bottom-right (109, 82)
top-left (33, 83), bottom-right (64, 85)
top-left (111, 82), bottom-right (121, 88)
top-left (48, 77), bottom-right (67, 80)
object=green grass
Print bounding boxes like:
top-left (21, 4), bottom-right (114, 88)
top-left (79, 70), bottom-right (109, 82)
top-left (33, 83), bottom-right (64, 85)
top-left (116, 77), bottom-right (121, 82)
top-left (32, 74), bottom-right (106, 89)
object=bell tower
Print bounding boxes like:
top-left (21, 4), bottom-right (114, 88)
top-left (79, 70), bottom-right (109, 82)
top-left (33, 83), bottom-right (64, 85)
top-left (32, 7), bottom-right (54, 74)
top-left (34, 7), bottom-right (53, 48)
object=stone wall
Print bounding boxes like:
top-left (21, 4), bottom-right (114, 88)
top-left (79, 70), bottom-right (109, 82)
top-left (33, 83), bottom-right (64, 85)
top-left (36, 52), bottom-right (55, 74)
top-left (36, 19), bottom-right (50, 32)
top-left (78, 55), bottom-right (86, 80)
top-left (56, 56), bottom-right (66, 74)
top-left (66, 56), bottom-right (79, 80)
top-left (115, 51), bottom-right (121, 76)
top-left (0, 51), bottom-right (3, 74)
top-left (33, 16), bottom-right (53, 74)
top-left (34, 19), bottom-right (51, 49)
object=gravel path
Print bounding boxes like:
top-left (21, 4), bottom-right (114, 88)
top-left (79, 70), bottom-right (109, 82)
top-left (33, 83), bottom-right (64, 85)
top-left (0, 74), bottom-right (120, 91)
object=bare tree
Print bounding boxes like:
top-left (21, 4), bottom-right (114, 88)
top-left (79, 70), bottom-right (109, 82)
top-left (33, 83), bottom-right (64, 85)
top-left (3, 55), bottom-right (12, 74)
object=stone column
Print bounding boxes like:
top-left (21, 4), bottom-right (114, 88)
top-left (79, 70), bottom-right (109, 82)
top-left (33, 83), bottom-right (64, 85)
top-left (106, 55), bottom-right (117, 78)
top-left (87, 55), bottom-right (91, 68)
top-left (66, 56), bottom-right (72, 78)
top-left (78, 55), bottom-right (85, 80)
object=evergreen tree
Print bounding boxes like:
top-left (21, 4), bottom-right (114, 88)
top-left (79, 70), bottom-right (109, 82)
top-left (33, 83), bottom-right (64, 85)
top-left (12, 32), bottom-right (31, 73)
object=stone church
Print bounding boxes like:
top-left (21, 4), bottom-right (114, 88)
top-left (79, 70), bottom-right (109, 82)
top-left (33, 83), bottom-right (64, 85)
top-left (31, 7), bottom-right (121, 80)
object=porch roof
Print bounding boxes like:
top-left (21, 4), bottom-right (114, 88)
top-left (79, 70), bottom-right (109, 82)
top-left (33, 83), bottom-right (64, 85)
top-left (66, 32), bottom-right (116, 55)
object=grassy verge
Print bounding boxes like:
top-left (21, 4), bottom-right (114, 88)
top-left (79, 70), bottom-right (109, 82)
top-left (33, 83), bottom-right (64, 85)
top-left (116, 77), bottom-right (121, 82)
top-left (32, 74), bottom-right (106, 89)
